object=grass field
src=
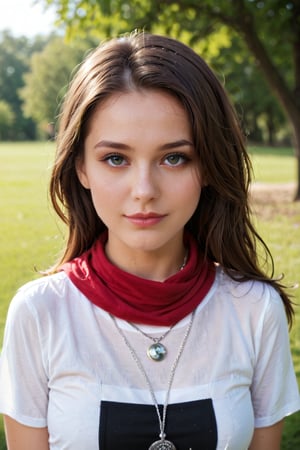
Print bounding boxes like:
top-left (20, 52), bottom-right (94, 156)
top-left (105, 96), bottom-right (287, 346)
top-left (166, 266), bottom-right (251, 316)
top-left (0, 142), bottom-right (299, 448)
top-left (249, 145), bottom-right (297, 184)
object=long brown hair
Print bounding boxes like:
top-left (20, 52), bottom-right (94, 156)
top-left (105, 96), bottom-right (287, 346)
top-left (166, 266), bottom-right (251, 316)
top-left (50, 32), bottom-right (294, 323)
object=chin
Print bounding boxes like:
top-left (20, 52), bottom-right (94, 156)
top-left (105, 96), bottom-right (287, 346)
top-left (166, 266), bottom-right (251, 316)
top-left (124, 231), bottom-right (181, 253)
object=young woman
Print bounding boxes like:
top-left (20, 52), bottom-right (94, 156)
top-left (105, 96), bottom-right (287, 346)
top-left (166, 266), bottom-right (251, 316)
top-left (0, 32), bottom-right (299, 450)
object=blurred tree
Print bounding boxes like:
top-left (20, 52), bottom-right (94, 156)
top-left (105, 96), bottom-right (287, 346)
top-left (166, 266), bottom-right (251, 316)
top-left (20, 37), bottom-right (93, 136)
top-left (205, 32), bottom-right (288, 145)
top-left (41, 0), bottom-right (300, 199)
top-left (0, 31), bottom-right (49, 140)
top-left (0, 100), bottom-right (15, 140)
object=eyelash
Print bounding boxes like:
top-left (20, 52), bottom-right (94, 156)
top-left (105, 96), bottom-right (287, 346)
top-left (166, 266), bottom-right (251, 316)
top-left (101, 152), bottom-right (190, 167)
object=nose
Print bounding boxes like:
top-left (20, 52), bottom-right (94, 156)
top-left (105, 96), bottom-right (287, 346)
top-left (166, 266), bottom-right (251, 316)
top-left (131, 164), bottom-right (160, 201)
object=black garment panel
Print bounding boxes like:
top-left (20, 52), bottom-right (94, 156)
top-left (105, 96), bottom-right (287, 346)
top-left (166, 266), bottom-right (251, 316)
top-left (99, 399), bottom-right (217, 449)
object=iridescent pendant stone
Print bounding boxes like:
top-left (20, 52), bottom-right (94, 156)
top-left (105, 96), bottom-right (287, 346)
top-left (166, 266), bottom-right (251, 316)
top-left (149, 439), bottom-right (176, 450)
top-left (147, 343), bottom-right (167, 361)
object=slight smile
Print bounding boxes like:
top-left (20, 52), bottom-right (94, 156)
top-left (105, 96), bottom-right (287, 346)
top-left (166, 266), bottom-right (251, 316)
top-left (124, 213), bottom-right (167, 227)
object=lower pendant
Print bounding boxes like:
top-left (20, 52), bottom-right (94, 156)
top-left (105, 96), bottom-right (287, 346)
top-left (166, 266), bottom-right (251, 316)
top-left (149, 439), bottom-right (177, 450)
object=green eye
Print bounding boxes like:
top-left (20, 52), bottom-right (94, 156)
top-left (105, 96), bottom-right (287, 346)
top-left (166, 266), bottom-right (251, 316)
top-left (106, 154), bottom-right (125, 166)
top-left (167, 155), bottom-right (180, 164)
top-left (165, 153), bottom-right (187, 166)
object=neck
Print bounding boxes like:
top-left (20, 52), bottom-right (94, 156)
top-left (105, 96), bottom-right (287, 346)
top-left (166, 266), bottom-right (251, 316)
top-left (105, 237), bottom-right (187, 282)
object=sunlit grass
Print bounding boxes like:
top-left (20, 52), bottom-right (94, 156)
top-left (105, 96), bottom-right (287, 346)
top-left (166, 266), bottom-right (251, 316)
top-left (249, 145), bottom-right (297, 183)
top-left (0, 142), bottom-right (62, 342)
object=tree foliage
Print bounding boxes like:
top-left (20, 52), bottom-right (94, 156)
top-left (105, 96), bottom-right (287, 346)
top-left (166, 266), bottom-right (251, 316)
top-left (206, 32), bottom-right (287, 145)
top-left (20, 37), bottom-right (94, 134)
top-left (0, 31), bottom-right (48, 140)
top-left (0, 100), bottom-right (15, 140)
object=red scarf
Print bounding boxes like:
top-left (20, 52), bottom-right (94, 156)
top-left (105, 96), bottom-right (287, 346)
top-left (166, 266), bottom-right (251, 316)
top-left (62, 233), bottom-right (215, 326)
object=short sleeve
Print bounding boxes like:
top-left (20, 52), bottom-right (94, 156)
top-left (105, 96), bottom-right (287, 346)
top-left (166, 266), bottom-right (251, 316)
top-left (250, 287), bottom-right (300, 427)
top-left (0, 287), bottom-right (49, 427)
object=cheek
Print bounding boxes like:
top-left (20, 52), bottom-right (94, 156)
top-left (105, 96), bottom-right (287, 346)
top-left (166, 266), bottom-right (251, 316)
top-left (89, 191), bottom-right (116, 226)
top-left (178, 174), bottom-right (202, 205)
top-left (88, 177), bottom-right (124, 215)
top-left (181, 179), bottom-right (202, 219)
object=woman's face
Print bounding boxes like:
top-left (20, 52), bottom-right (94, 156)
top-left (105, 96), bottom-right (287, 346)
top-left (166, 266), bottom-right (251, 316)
top-left (77, 89), bottom-right (202, 262)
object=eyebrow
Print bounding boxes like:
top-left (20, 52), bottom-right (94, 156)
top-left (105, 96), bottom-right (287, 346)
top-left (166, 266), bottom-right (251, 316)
top-left (94, 139), bottom-right (194, 151)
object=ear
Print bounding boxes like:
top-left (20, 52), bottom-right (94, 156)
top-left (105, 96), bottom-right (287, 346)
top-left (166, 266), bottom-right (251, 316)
top-left (75, 156), bottom-right (90, 189)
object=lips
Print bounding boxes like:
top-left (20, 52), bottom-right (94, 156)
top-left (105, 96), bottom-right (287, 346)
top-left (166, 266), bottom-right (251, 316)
top-left (125, 212), bottom-right (166, 226)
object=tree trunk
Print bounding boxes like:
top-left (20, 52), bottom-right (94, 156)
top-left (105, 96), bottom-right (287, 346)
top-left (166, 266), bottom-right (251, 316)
top-left (266, 113), bottom-right (275, 147)
top-left (292, 123), bottom-right (300, 200)
top-left (233, 14), bottom-right (300, 200)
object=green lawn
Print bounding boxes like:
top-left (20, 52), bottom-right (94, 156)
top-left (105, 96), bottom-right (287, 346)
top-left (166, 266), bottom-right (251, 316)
top-left (0, 142), bottom-right (299, 448)
top-left (0, 142), bottom-right (62, 343)
top-left (249, 145), bottom-right (297, 183)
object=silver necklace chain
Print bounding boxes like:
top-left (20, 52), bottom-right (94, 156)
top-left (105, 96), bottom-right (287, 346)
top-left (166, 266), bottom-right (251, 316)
top-left (111, 310), bottom-right (195, 445)
top-left (179, 250), bottom-right (188, 271)
top-left (128, 321), bottom-right (175, 344)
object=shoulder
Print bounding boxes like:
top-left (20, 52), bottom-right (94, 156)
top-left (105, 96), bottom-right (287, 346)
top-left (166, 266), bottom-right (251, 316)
top-left (7, 272), bottom-right (80, 320)
top-left (216, 267), bottom-right (283, 306)
top-left (212, 268), bottom-right (287, 330)
top-left (16, 271), bottom-right (72, 294)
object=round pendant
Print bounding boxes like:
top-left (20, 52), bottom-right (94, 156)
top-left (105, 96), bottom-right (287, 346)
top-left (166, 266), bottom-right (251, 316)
top-left (147, 343), bottom-right (167, 361)
top-left (149, 439), bottom-right (176, 450)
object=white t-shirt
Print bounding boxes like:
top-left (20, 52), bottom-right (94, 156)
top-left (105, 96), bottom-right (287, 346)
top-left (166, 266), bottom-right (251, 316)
top-left (0, 268), bottom-right (299, 449)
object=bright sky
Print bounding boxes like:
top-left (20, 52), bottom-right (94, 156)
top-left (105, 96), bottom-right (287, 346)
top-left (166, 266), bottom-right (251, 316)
top-left (0, 0), bottom-right (57, 37)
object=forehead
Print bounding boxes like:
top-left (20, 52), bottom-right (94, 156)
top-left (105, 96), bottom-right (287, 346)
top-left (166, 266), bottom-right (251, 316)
top-left (87, 89), bottom-right (190, 131)
top-left (100, 88), bottom-right (184, 110)
top-left (83, 89), bottom-right (194, 153)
